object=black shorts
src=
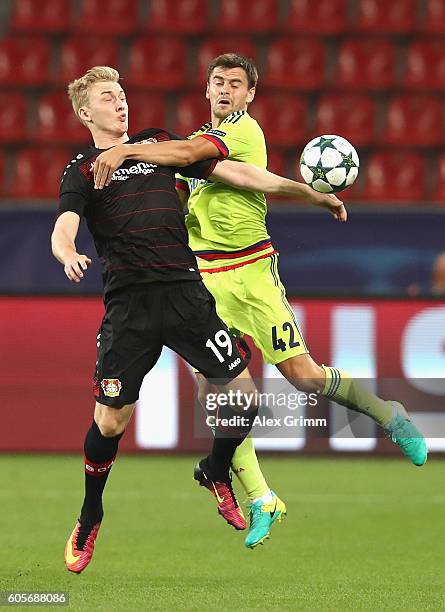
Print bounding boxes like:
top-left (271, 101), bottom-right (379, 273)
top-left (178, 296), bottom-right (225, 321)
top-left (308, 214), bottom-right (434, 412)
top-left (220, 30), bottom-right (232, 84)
top-left (93, 281), bottom-right (250, 407)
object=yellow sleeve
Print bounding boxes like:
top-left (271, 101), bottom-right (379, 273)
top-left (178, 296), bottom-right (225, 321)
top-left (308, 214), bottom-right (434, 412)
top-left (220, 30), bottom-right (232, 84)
top-left (199, 112), bottom-right (263, 163)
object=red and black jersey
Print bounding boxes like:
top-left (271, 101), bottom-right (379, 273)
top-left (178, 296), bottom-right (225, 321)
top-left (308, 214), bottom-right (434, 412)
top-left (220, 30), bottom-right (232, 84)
top-left (58, 128), bottom-right (217, 298)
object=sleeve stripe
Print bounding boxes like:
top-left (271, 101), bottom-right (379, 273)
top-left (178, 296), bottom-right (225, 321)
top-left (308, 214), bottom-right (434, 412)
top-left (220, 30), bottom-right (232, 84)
top-left (199, 134), bottom-right (229, 159)
top-left (175, 178), bottom-right (190, 193)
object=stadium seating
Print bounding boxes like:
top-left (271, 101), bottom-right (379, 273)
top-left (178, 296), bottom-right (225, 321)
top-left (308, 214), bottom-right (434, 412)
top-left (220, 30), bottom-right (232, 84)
top-left (423, 0), bottom-right (445, 33)
top-left (173, 94), bottom-right (209, 137)
top-left (9, 148), bottom-right (72, 199)
top-left (76, 0), bottom-right (138, 35)
top-left (215, 0), bottom-right (278, 32)
top-left (55, 38), bottom-right (118, 85)
top-left (432, 154), bottom-right (445, 203)
top-left (10, 0), bottom-right (72, 33)
top-left (195, 38), bottom-right (257, 84)
top-left (145, 0), bottom-right (209, 34)
top-left (335, 39), bottom-right (395, 89)
top-left (355, 0), bottom-right (416, 34)
top-left (283, 0), bottom-right (348, 35)
top-left (382, 96), bottom-right (444, 147)
top-left (0, 92), bottom-right (27, 142)
top-left (362, 152), bottom-right (425, 202)
top-left (127, 38), bottom-right (186, 89)
top-left (127, 92), bottom-right (167, 135)
top-left (404, 41), bottom-right (445, 89)
top-left (33, 93), bottom-right (89, 145)
top-left (0, 38), bottom-right (50, 86)
top-left (263, 39), bottom-right (325, 90)
top-left (314, 94), bottom-right (375, 147)
top-left (249, 94), bottom-right (308, 146)
top-left (266, 149), bottom-right (287, 176)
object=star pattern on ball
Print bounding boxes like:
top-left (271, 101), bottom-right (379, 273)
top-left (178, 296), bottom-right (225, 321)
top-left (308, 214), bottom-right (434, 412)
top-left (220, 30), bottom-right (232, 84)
top-left (318, 137), bottom-right (337, 152)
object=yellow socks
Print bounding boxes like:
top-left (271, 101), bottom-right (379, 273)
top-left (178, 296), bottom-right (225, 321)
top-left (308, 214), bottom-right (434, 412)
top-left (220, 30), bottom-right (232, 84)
top-left (321, 365), bottom-right (393, 426)
top-left (231, 437), bottom-right (270, 500)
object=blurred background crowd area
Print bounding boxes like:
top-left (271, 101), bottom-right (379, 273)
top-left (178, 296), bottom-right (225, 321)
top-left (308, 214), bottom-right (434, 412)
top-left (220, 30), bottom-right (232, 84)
top-left (0, 0), bottom-right (444, 296)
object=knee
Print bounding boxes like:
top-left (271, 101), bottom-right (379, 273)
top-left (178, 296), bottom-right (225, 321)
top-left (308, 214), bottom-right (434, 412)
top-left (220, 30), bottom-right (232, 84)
top-left (94, 402), bottom-right (133, 437)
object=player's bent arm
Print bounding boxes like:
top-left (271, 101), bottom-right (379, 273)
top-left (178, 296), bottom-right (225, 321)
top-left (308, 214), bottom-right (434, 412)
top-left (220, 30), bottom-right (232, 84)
top-left (210, 160), bottom-right (347, 222)
top-left (51, 212), bottom-right (92, 283)
top-left (93, 137), bottom-right (220, 189)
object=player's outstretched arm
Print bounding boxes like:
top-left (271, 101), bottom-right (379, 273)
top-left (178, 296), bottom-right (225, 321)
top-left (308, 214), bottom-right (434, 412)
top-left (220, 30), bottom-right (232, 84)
top-left (93, 137), bottom-right (219, 190)
top-left (211, 160), bottom-right (347, 222)
top-left (51, 212), bottom-right (92, 283)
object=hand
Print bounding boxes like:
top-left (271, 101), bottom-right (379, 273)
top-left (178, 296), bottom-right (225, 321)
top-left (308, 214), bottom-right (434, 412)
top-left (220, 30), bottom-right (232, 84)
top-left (93, 144), bottom-right (127, 190)
top-left (63, 253), bottom-right (92, 283)
top-left (308, 191), bottom-right (347, 222)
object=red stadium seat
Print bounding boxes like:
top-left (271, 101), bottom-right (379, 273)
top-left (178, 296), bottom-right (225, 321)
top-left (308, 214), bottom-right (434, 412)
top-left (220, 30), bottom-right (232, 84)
top-left (0, 92), bottom-right (27, 142)
top-left (267, 149), bottom-right (287, 176)
top-left (33, 93), bottom-right (89, 145)
top-left (215, 0), bottom-right (278, 32)
top-left (382, 96), bottom-right (444, 147)
top-left (9, 148), bottom-right (72, 199)
top-left (0, 38), bottom-right (49, 86)
top-left (432, 154), bottom-right (445, 203)
top-left (314, 94), bottom-right (375, 147)
top-left (174, 94), bottom-right (210, 138)
top-left (362, 152), bottom-right (425, 202)
top-left (355, 0), bottom-right (416, 33)
top-left (249, 94), bottom-right (308, 146)
top-left (10, 0), bottom-right (72, 32)
top-left (126, 92), bottom-right (167, 135)
top-left (127, 38), bottom-right (186, 89)
top-left (263, 39), bottom-right (325, 90)
top-left (284, 0), bottom-right (348, 35)
top-left (405, 41), bottom-right (445, 90)
top-left (195, 38), bottom-right (257, 84)
top-left (424, 0), bottom-right (445, 33)
top-left (335, 40), bottom-right (396, 90)
top-left (76, 0), bottom-right (137, 34)
top-left (146, 0), bottom-right (209, 34)
top-left (55, 38), bottom-right (118, 84)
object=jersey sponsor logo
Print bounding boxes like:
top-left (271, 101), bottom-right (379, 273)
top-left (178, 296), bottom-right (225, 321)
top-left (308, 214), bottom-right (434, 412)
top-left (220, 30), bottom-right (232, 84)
top-left (101, 378), bottom-right (122, 397)
top-left (88, 161), bottom-right (158, 182)
top-left (228, 357), bottom-right (241, 371)
top-left (206, 129), bottom-right (227, 138)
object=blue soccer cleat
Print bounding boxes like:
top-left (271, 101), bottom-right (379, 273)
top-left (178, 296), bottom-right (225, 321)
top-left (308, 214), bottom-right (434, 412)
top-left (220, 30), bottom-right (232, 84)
top-left (384, 401), bottom-right (427, 467)
top-left (244, 491), bottom-right (286, 549)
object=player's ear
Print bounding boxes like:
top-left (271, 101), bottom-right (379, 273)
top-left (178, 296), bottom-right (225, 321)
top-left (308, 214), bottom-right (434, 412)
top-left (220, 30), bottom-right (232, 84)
top-left (205, 83), bottom-right (210, 100)
top-left (78, 106), bottom-right (91, 123)
top-left (246, 87), bottom-right (256, 105)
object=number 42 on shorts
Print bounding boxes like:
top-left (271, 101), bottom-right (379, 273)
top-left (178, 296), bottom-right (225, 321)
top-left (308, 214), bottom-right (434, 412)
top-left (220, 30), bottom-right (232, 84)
top-left (272, 322), bottom-right (300, 352)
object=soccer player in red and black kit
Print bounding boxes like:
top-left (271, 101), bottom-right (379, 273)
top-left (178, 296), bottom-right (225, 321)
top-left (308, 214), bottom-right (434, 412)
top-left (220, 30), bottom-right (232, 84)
top-left (51, 66), bottom-right (262, 574)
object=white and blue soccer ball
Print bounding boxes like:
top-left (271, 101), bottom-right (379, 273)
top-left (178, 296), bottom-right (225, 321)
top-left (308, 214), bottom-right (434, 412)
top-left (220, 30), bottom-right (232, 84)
top-left (299, 135), bottom-right (359, 194)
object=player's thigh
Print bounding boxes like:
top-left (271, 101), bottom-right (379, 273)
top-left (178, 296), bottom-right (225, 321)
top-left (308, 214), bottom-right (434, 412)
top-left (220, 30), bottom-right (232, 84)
top-left (200, 270), bottom-right (243, 336)
top-left (240, 255), bottom-right (308, 365)
top-left (163, 281), bottom-right (250, 381)
top-left (93, 289), bottom-right (163, 408)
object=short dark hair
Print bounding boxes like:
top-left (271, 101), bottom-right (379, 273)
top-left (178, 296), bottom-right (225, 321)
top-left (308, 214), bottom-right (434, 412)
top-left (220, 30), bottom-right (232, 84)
top-left (207, 53), bottom-right (258, 89)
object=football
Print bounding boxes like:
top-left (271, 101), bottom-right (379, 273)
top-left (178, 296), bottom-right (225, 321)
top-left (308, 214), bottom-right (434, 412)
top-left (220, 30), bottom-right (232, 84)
top-left (300, 135), bottom-right (359, 193)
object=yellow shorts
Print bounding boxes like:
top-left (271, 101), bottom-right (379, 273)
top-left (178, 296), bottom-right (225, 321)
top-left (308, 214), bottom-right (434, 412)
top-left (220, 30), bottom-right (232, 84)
top-left (200, 254), bottom-right (308, 365)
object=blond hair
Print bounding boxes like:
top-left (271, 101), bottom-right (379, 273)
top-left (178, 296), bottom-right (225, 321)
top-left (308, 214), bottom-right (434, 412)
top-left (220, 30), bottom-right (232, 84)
top-left (67, 66), bottom-right (120, 125)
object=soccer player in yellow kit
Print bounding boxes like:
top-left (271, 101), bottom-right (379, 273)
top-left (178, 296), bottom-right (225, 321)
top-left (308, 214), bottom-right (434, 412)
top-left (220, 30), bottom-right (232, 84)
top-left (93, 55), bottom-right (427, 549)
top-left (175, 53), bottom-right (427, 548)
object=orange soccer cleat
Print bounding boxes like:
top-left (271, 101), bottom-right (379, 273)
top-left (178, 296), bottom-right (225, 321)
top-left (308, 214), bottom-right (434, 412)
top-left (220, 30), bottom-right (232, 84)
top-left (194, 458), bottom-right (246, 530)
top-left (64, 520), bottom-right (101, 574)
